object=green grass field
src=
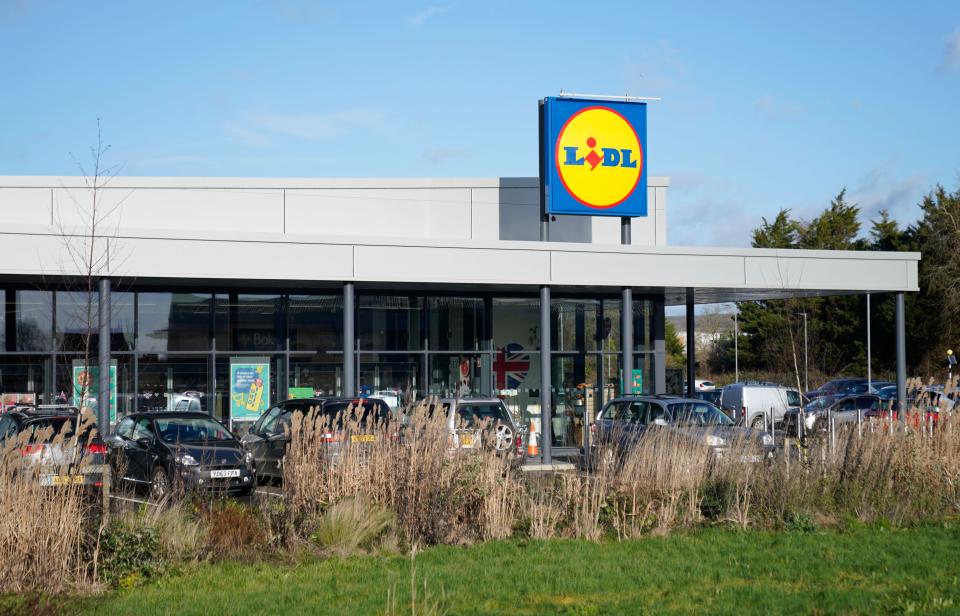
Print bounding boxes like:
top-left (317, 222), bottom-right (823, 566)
top-left (75, 525), bottom-right (960, 615)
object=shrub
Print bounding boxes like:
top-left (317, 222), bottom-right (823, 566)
top-left (309, 496), bottom-right (394, 555)
top-left (96, 520), bottom-right (162, 588)
top-left (199, 500), bottom-right (270, 560)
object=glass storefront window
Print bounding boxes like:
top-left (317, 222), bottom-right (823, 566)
top-left (137, 355), bottom-right (210, 415)
top-left (358, 296), bottom-right (422, 351)
top-left (14, 291), bottom-right (53, 352)
top-left (56, 292), bottom-right (99, 353)
top-left (0, 355), bottom-right (50, 407)
top-left (551, 299), bottom-right (600, 352)
top-left (289, 354), bottom-right (340, 398)
top-left (550, 355), bottom-right (598, 448)
top-left (54, 355), bottom-right (135, 421)
top-left (427, 297), bottom-right (484, 351)
top-left (359, 353), bottom-right (421, 407)
top-left (215, 294), bottom-right (283, 352)
top-left (111, 293), bottom-right (135, 352)
top-left (427, 353), bottom-right (493, 398)
top-left (289, 295), bottom-right (341, 352)
top-left (633, 299), bottom-right (652, 352)
top-left (138, 293), bottom-right (211, 352)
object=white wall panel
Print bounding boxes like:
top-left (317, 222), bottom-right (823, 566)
top-left (354, 245), bottom-right (549, 284)
top-left (0, 188), bottom-right (51, 225)
top-left (52, 187), bottom-right (284, 234)
top-left (285, 188), bottom-right (471, 240)
top-left (551, 251), bottom-right (745, 287)
top-left (744, 255), bottom-right (910, 291)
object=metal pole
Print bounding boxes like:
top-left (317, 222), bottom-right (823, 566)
top-left (734, 312), bottom-right (739, 383)
top-left (539, 284), bottom-right (552, 465)
top-left (97, 278), bottom-right (111, 435)
top-left (621, 218), bottom-right (633, 395)
top-left (895, 292), bottom-right (906, 424)
top-left (866, 293), bottom-right (872, 390)
top-left (652, 296), bottom-right (666, 395)
top-left (343, 282), bottom-right (355, 397)
top-left (686, 288), bottom-right (695, 398)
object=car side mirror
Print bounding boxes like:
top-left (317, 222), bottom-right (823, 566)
top-left (136, 437), bottom-right (152, 449)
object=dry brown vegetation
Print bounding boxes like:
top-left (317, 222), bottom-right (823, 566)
top-left (2, 387), bottom-right (960, 597)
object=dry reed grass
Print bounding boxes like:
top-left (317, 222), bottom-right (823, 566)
top-left (0, 412), bottom-right (103, 594)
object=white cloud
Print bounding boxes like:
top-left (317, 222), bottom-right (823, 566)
top-left (422, 147), bottom-right (465, 163)
top-left (406, 5), bottom-right (449, 27)
top-left (847, 162), bottom-right (927, 227)
top-left (754, 94), bottom-right (805, 119)
top-left (226, 108), bottom-right (385, 144)
top-left (942, 28), bottom-right (960, 72)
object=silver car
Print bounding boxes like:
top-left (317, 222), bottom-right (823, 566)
top-left (441, 397), bottom-right (521, 455)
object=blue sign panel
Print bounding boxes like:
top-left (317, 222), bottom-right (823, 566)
top-left (541, 97), bottom-right (648, 217)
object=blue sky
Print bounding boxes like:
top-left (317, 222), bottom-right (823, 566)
top-left (1, 0), bottom-right (959, 245)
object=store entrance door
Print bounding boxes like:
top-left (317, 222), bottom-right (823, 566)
top-left (550, 354), bottom-right (599, 450)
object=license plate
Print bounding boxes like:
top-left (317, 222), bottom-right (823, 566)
top-left (351, 434), bottom-right (376, 443)
top-left (210, 469), bottom-right (241, 479)
top-left (460, 435), bottom-right (474, 447)
top-left (40, 474), bottom-right (85, 486)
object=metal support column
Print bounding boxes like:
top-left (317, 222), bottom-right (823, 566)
top-left (895, 292), bottom-right (907, 422)
top-left (539, 285), bottom-right (552, 464)
top-left (652, 296), bottom-right (666, 394)
top-left (621, 218), bottom-right (633, 395)
top-left (686, 288), bottom-right (695, 398)
top-left (343, 282), bottom-right (355, 398)
top-left (97, 278), bottom-right (111, 435)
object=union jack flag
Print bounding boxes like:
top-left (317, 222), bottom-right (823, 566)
top-left (494, 343), bottom-right (530, 389)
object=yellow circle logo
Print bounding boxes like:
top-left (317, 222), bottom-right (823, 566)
top-left (555, 106), bottom-right (643, 209)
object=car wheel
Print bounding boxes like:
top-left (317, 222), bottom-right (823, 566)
top-left (149, 465), bottom-right (171, 500)
top-left (750, 415), bottom-right (766, 430)
top-left (494, 424), bottom-right (514, 453)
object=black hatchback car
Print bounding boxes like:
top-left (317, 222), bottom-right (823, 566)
top-left (241, 397), bottom-right (391, 481)
top-left (105, 412), bottom-right (254, 498)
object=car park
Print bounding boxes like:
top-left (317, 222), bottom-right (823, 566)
top-left (720, 382), bottom-right (802, 430)
top-left (0, 406), bottom-right (106, 488)
top-left (441, 397), bottom-right (522, 456)
top-left (241, 397), bottom-right (392, 481)
top-left (591, 396), bottom-right (775, 462)
top-left (105, 412), bottom-right (254, 498)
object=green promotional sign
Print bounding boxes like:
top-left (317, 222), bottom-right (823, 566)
top-left (288, 387), bottom-right (314, 400)
top-left (72, 361), bottom-right (118, 423)
top-left (631, 368), bottom-right (643, 394)
top-left (230, 358), bottom-right (271, 422)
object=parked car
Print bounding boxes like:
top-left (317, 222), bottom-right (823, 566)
top-left (805, 378), bottom-right (894, 403)
top-left (441, 397), bottom-right (522, 456)
top-left (371, 389), bottom-right (402, 411)
top-left (784, 394), bottom-right (888, 437)
top-left (694, 390), bottom-right (722, 407)
top-left (241, 397), bottom-right (392, 482)
top-left (105, 412), bottom-right (254, 498)
top-left (0, 407), bottom-right (105, 487)
top-left (591, 396), bottom-right (775, 461)
top-left (720, 382), bottom-right (802, 429)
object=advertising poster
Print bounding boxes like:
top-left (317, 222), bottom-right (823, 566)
top-left (288, 387), bottom-right (314, 400)
top-left (72, 361), bottom-right (118, 423)
top-left (631, 369), bottom-right (643, 395)
top-left (230, 358), bottom-right (271, 423)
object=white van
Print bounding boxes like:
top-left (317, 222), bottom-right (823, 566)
top-left (720, 382), bottom-right (802, 429)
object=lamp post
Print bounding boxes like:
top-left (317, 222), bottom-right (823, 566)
top-left (949, 349), bottom-right (956, 384)
top-left (796, 311), bottom-right (808, 393)
top-left (733, 311), bottom-right (739, 383)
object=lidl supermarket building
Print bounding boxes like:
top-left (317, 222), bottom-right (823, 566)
top-left (0, 173), bottom-right (919, 460)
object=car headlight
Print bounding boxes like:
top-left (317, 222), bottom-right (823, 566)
top-left (705, 435), bottom-right (726, 447)
top-left (244, 451), bottom-right (254, 467)
top-left (761, 434), bottom-right (774, 446)
top-left (175, 453), bottom-right (199, 466)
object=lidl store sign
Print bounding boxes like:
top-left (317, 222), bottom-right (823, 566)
top-left (541, 97), bottom-right (647, 217)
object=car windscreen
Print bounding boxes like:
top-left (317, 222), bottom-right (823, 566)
top-left (786, 390), bottom-right (802, 407)
top-left (456, 403), bottom-right (509, 428)
top-left (668, 403), bottom-right (734, 427)
top-left (155, 417), bottom-right (233, 443)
